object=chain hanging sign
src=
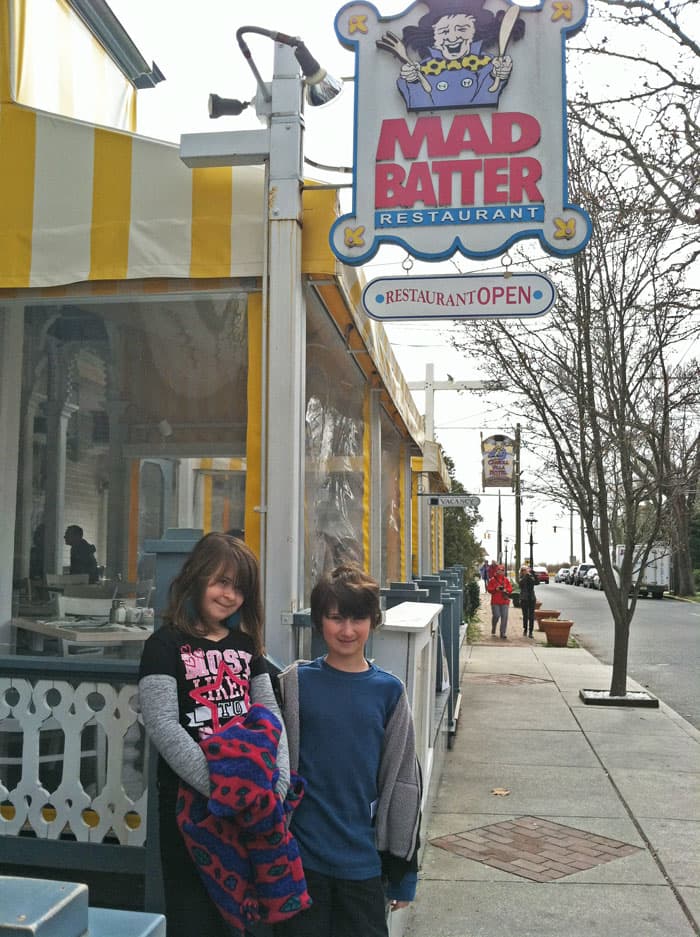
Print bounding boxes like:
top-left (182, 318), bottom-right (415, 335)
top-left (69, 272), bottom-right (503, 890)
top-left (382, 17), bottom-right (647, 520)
top-left (331, 0), bottom-right (590, 265)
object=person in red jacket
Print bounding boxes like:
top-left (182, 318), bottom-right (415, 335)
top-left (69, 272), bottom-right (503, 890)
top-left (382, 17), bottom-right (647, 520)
top-left (487, 564), bottom-right (512, 639)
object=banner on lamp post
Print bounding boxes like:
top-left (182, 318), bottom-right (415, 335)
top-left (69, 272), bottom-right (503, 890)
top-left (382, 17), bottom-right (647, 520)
top-left (330, 0), bottom-right (590, 266)
top-left (482, 434), bottom-right (515, 488)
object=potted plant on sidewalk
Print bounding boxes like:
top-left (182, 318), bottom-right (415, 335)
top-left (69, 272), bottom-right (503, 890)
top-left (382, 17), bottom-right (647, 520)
top-left (541, 618), bottom-right (574, 646)
top-left (533, 608), bottom-right (560, 630)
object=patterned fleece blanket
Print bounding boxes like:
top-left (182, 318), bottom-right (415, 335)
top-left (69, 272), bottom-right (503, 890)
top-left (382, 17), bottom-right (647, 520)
top-left (176, 703), bottom-right (312, 933)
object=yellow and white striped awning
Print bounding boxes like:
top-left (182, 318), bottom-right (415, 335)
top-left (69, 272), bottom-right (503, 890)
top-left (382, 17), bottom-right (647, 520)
top-left (0, 101), bottom-right (342, 289)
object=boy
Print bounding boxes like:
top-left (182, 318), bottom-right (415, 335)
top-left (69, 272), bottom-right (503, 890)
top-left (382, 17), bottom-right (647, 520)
top-left (274, 565), bottom-right (421, 937)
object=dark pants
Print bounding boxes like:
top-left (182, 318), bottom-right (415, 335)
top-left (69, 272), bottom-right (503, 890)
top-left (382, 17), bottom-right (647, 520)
top-left (158, 784), bottom-right (238, 937)
top-left (521, 599), bottom-right (535, 634)
top-left (273, 869), bottom-right (388, 937)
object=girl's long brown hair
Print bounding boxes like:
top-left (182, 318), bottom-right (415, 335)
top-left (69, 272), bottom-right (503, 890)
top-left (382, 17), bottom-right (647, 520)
top-left (163, 532), bottom-right (264, 656)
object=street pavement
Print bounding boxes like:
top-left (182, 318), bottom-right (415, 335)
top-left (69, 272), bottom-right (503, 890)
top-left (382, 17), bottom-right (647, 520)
top-left (402, 599), bottom-right (700, 937)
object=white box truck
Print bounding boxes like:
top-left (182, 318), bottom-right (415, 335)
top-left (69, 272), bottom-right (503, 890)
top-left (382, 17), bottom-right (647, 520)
top-left (614, 543), bottom-right (671, 599)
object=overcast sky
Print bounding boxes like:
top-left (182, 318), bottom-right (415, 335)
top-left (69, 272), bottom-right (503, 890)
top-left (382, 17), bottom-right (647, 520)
top-left (107, 0), bottom-right (604, 566)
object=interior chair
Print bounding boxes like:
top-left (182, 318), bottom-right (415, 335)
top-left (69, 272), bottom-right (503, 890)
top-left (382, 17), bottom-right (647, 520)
top-left (45, 573), bottom-right (90, 588)
top-left (62, 583), bottom-right (115, 600)
top-left (55, 594), bottom-right (128, 657)
top-left (57, 594), bottom-right (117, 618)
top-left (112, 579), bottom-right (154, 607)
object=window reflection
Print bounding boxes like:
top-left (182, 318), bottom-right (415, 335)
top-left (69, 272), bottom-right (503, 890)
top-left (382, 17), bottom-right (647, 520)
top-left (13, 292), bottom-right (250, 653)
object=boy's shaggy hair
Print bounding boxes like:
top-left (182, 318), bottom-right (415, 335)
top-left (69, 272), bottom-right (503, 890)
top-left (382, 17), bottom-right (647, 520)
top-left (310, 565), bottom-right (382, 632)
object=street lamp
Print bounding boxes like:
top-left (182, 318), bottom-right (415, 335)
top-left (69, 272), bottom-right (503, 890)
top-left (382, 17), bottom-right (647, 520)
top-left (525, 512), bottom-right (538, 567)
top-left (504, 536), bottom-right (510, 576)
top-left (179, 29), bottom-right (342, 664)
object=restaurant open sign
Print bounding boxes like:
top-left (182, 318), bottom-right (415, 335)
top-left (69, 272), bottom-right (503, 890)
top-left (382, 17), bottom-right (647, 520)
top-left (362, 272), bottom-right (555, 320)
top-left (330, 0), bottom-right (590, 265)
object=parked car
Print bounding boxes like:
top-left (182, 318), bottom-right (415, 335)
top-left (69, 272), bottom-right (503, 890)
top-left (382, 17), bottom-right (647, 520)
top-left (592, 570), bottom-right (604, 590)
top-left (533, 565), bottom-right (550, 584)
top-left (554, 567), bottom-right (570, 583)
top-left (567, 565), bottom-right (579, 584)
top-left (574, 563), bottom-right (594, 585)
top-left (583, 567), bottom-right (598, 588)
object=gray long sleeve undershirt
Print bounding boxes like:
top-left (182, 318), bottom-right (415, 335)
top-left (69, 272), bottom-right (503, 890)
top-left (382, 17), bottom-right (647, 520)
top-left (138, 671), bottom-right (290, 799)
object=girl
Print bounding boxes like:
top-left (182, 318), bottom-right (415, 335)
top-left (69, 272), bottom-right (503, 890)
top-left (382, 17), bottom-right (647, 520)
top-left (138, 532), bottom-right (290, 937)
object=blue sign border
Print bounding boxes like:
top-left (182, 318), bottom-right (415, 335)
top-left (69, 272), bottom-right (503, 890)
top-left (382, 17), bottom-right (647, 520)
top-left (331, 0), bottom-right (591, 266)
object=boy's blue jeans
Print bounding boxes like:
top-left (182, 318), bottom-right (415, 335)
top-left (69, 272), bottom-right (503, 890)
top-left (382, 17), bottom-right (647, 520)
top-left (273, 868), bottom-right (388, 937)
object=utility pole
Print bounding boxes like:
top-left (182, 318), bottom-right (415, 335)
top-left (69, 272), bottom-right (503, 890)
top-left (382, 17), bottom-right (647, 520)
top-left (408, 365), bottom-right (500, 436)
top-left (408, 364), bottom-right (499, 575)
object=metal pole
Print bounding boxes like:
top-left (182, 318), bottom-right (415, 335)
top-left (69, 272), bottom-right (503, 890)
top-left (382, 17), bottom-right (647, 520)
top-left (262, 43), bottom-right (306, 664)
top-left (569, 504), bottom-right (575, 564)
top-left (526, 514), bottom-right (537, 567)
top-left (420, 364), bottom-right (434, 576)
top-left (514, 423), bottom-right (521, 573)
top-left (496, 490), bottom-right (502, 563)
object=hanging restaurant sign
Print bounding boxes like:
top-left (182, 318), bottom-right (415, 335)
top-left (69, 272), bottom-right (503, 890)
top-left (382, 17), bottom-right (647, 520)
top-left (362, 272), bottom-right (555, 319)
top-left (330, 0), bottom-right (590, 265)
top-left (481, 434), bottom-right (515, 488)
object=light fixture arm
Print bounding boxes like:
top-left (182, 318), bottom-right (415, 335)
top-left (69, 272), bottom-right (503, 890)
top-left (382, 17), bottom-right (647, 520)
top-left (236, 26), bottom-right (321, 101)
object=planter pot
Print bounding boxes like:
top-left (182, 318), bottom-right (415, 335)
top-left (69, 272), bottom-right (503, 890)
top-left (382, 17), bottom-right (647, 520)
top-left (541, 619), bottom-right (573, 647)
top-left (533, 608), bottom-right (560, 631)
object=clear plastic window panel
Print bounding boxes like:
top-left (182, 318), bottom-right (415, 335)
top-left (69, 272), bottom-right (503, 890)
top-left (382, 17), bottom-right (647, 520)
top-left (305, 297), bottom-right (366, 597)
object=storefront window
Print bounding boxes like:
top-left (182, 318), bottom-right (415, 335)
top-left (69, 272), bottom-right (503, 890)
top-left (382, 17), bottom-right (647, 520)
top-left (11, 291), bottom-right (249, 654)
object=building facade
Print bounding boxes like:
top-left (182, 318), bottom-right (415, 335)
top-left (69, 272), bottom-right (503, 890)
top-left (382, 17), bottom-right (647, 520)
top-left (0, 0), bottom-right (450, 661)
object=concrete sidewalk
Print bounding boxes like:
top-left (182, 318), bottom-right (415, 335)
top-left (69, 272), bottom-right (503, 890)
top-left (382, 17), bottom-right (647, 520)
top-left (404, 603), bottom-right (700, 937)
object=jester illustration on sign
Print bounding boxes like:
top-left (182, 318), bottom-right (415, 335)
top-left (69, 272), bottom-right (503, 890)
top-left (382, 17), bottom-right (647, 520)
top-left (377, 0), bottom-right (525, 110)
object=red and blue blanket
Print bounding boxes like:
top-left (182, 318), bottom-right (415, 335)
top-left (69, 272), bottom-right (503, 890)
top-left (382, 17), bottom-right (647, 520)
top-left (176, 703), bottom-right (312, 933)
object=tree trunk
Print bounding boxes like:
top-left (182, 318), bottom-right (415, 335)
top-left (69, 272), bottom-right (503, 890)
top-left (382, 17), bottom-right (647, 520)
top-left (610, 615), bottom-right (630, 697)
top-left (670, 490), bottom-right (696, 596)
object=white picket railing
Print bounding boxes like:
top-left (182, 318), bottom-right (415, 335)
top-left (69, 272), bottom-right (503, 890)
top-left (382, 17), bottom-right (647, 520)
top-left (0, 674), bottom-right (147, 846)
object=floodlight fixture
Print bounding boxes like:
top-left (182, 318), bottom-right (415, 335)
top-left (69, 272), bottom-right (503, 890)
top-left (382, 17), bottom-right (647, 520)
top-left (208, 25), bottom-right (342, 119)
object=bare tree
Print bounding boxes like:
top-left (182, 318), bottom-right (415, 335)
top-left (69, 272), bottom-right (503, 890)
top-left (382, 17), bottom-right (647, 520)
top-left (569, 0), bottom-right (699, 239)
top-left (451, 139), bottom-right (697, 697)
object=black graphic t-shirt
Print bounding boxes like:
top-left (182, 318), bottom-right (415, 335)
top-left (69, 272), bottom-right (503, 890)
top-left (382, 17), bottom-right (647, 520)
top-left (139, 624), bottom-right (266, 748)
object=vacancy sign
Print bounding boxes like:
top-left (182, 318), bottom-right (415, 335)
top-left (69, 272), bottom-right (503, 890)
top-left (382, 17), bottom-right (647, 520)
top-left (331, 0), bottom-right (590, 265)
top-left (429, 495), bottom-right (481, 508)
top-left (362, 273), bottom-right (555, 320)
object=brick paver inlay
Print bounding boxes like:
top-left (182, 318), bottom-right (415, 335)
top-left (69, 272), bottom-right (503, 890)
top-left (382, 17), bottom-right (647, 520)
top-left (467, 674), bottom-right (552, 686)
top-left (431, 816), bottom-right (642, 881)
